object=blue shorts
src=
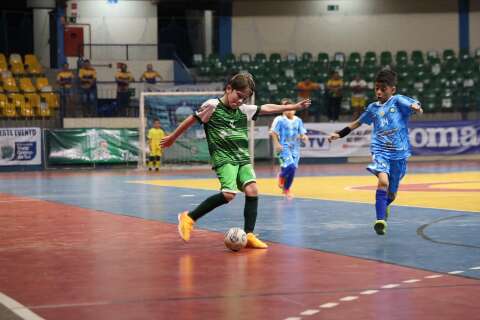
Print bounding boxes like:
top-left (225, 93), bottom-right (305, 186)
top-left (366, 154), bottom-right (408, 194)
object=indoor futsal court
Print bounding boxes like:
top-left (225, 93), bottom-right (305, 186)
top-left (0, 160), bottom-right (479, 320)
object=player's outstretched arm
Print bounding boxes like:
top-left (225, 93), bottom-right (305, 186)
top-left (259, 99), bottom-right (311, 115)
top-left (411, 103), bottom-right (423, 115)
top-left (327, 120), bottom-right (362, 143)
top-left (160, 115), bottom-right (196, 148)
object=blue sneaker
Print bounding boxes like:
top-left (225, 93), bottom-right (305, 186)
top-left (374, 220), bottom-right (387, 235)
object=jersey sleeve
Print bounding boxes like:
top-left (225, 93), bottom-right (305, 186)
top-left (194, 99), bottom-right (218, 123)
top-left (298, 119), bottom-right (307, 135)
top-left (147, 128), bottom-right (152, 139)
top-left (239, 104), bottom-right (261, 121)
top-left (396, 95), bottom-right (420, 116)
top-left (358, 105), bottom-right (374, 125)
top-left (272, 117), bottom-right (283, 135)
top-left (269, 116), bottom-right (281, 134)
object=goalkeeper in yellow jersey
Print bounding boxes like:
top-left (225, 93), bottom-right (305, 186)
top-left (147, 118), bottom-right (165, 171)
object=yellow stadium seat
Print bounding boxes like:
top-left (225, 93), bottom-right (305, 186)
top-left (36, 77), bottom-right (52, 91)
top-left (25, 93), bottom-right (50, 117)
top-left (3, 95), bottom-right (17, 118)
top-left (41, 92), bottom-right (59, 109)
top-left (0, 54), bottom-right (7, 73)
top-left (0, 93), bottom-right (6, 116)
top-left (3, 77), bottom-right (19, 93)
top-left (24, 54), bottom-right (43, 75)
top-left (19, 77), bottom-right (36, 93)
top-left (9, 54), bottom-right (25, 76)
top-left (8, 93), bottom-right (33, 117)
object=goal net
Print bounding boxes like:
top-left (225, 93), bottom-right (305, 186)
top-left (138, 91), bottom-right (256, 168)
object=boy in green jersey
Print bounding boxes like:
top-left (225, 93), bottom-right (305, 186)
top-left (161, 73), bottom-right (311, 248)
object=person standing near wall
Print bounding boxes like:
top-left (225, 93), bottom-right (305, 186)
top-left (115, 63), bottom-right (134, 116)
top-left (140, 64), bottom-right (163, 92)
top-left (326, 71), bottom-right (343, 122)
top-left (296, 78), bottom-right (320, 121)
top-left (350, 74), bottom-right (367, 120)
top-left (56, 62), bottom-right (74, 117)
top-left (78, 60), bottom-right (97, 117)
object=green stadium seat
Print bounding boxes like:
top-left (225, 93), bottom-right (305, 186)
top-left (443, 49), bottom-right (456, 62)
top-left (395, 51), bottom-right (408, 65)
top-left (269, 53), bottom-right (282, 64)
top-left (364, 51), bottom-right (377, 66)
top-left (301, 52), bottom-right (313, 62)
top-left (348, 52), bottom-right (361, 65)
top-left (317, 52), bottom-right (329, 66)
top-left (411, 50), bottom-right (424, 65)
top-left (380, 51), bottom-right (393, 66)
top-left (254, 53), bottom-right (267, 63)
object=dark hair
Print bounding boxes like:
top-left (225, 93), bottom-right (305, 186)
top-left (375, 69), bottom-right (397, 87)
top-left (225, 72), bottom-right (255, 96)
top-left (280, 98), bottom-right (293, 105)
top-left (153, 118), bottom-right (160, 122)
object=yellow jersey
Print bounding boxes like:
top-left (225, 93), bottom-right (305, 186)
top-left (115, 71), bottom-right (134, 92)
top-left (57, 70), bottom-right (74, 88)
top-left (141, 71), bottom-right (161, 84)
top-left (148, 128), bottom-right (165, 156)
top-left (79, 68), bottom-right (96, 89)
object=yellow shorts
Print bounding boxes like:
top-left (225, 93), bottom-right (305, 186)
top-left (150, 146), bottom-right (162, 157)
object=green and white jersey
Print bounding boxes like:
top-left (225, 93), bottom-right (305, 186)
top-left (195, 98), bottom-right (261, 168)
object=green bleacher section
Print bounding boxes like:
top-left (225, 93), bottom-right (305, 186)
top-left (192, 49), bottom-right (480, 114)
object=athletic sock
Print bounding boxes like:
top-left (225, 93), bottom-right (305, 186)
top-left (188, 193), bottom-right (228, 221)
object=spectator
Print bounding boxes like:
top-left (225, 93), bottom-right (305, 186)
top-left (296, 78), bottom-right (320, 121)
top-left (78, 60), bottom-right (97, 116)
top-left (115, 63), bottom-right (134, 116)
top-left (326, 71), bottom-right (343, 122)
top-left (349, 74), bottom-right (367, 120)
top-left (56, 62), bottom-right (74, 117)
top-left (140, 64), bottom-right (163, 92)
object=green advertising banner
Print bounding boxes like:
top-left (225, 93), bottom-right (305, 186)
top-left (46, 129), bottom-right (139, 164)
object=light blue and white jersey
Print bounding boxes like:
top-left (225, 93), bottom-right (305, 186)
top-left (358, 94), bottom-right (419, 160)
top-left (273, 115), bottom-right (307, 167)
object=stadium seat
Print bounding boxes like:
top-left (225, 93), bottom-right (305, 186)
top-left (348, 52), bottom-right (361, 65)
top-left (9, 54), bottom-right (25, 75)
top-left (269, 53), bottom-right (282, 64)
top-left (380, 51), bottom-right (393, 66)
top-left (411, 50), bottom-right (424, 65)
top-left (35, 77), bottom-right (53, 92)
top-left (301, 52), bottom-right (313, 62)
top-left (364, 51), bottom-right (377, 66)
top-left (443, 49), bottom-right (456, 62)
top-left (286, 52), bottom-right (297, 63)
top-left (19, 78), bottom-right (36, 93)
top-left (333, 52), bottom-right (345, 64)
top-left (239, 53), bottom-right (252, 64)
top-left (2, 76), bottom-right (19, 93)
top-left (317, 52), bottom-right (329, 66)
top-left (0, 54), bottom-right (7, 73)
top-left (254, 53), bottom-right (267, 64)
top-left (24, 54), bottom-right (43, 75)
top-left (395, 51), bottom-right (408, 65)
top-left (2, 94), bottom-right (16, 118)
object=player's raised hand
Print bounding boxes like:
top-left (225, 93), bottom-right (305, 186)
top-left (294, 99), bottom-right (311, 110)
top-left (160, 135), bottom-right (176, 148)
top-left (327, 132), bottom-right (340, 143)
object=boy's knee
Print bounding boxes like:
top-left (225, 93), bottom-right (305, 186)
top-left (244, 182), bottom-right (258, 197)
top-left (222, 192), bottom-right (236, 202)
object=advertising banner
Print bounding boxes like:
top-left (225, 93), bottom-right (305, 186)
top-left (0, 128), bottom-right (42, 166)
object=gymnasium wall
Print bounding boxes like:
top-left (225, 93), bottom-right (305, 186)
top-left (71, 0), bottom-right (158, 60)
top-left (232, 0), bottom-right (475, 56)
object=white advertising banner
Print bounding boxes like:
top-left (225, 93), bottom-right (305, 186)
top-left (0, 128), bottom-right (42, 166)
top-left (256, 123), bottom-right (372, 158)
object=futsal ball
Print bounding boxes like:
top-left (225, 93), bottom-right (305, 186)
top-left (224, 227), bottom-right (247, 252)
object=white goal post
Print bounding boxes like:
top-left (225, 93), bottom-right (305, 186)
top-left (138, 91), bottom-right (256, 168)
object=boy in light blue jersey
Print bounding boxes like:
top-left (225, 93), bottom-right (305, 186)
top-left (271, 98), bottom-right (308, 198)
top-left (328, 70), bottom-right (423, 235)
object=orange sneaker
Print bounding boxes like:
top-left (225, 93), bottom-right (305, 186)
top-left (246, 233), bottom-right (268, 249)
top-left (277, 174), bottom-right (285, 189)
top-left (178, 211), bottom-right (195, 242)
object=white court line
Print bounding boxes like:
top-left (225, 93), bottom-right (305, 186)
top-left (181, 194), bottom-right (195, 197)
top-left (381, 284), bottom-right (400, 289)
top-left (360, 289), bottom-right (379, 295)
top-left (0, 292), bottom-right (45, 320)
top-left (339, 296), bottom-right (358, 301)
top-left (284, 318), bottom-right (302, 320)
top-left (469, 266), bottom-right (480, 270)
top-left (425, 275), bottom-right (443, 279)
top-left (300, 309), bottom-right (319, 315)
top-left (448, 270), bottom-right (465, 274)
top-left (319, 302), bottom-right (338, 308)
top-left (403, 279), bottom-right (421, 283)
